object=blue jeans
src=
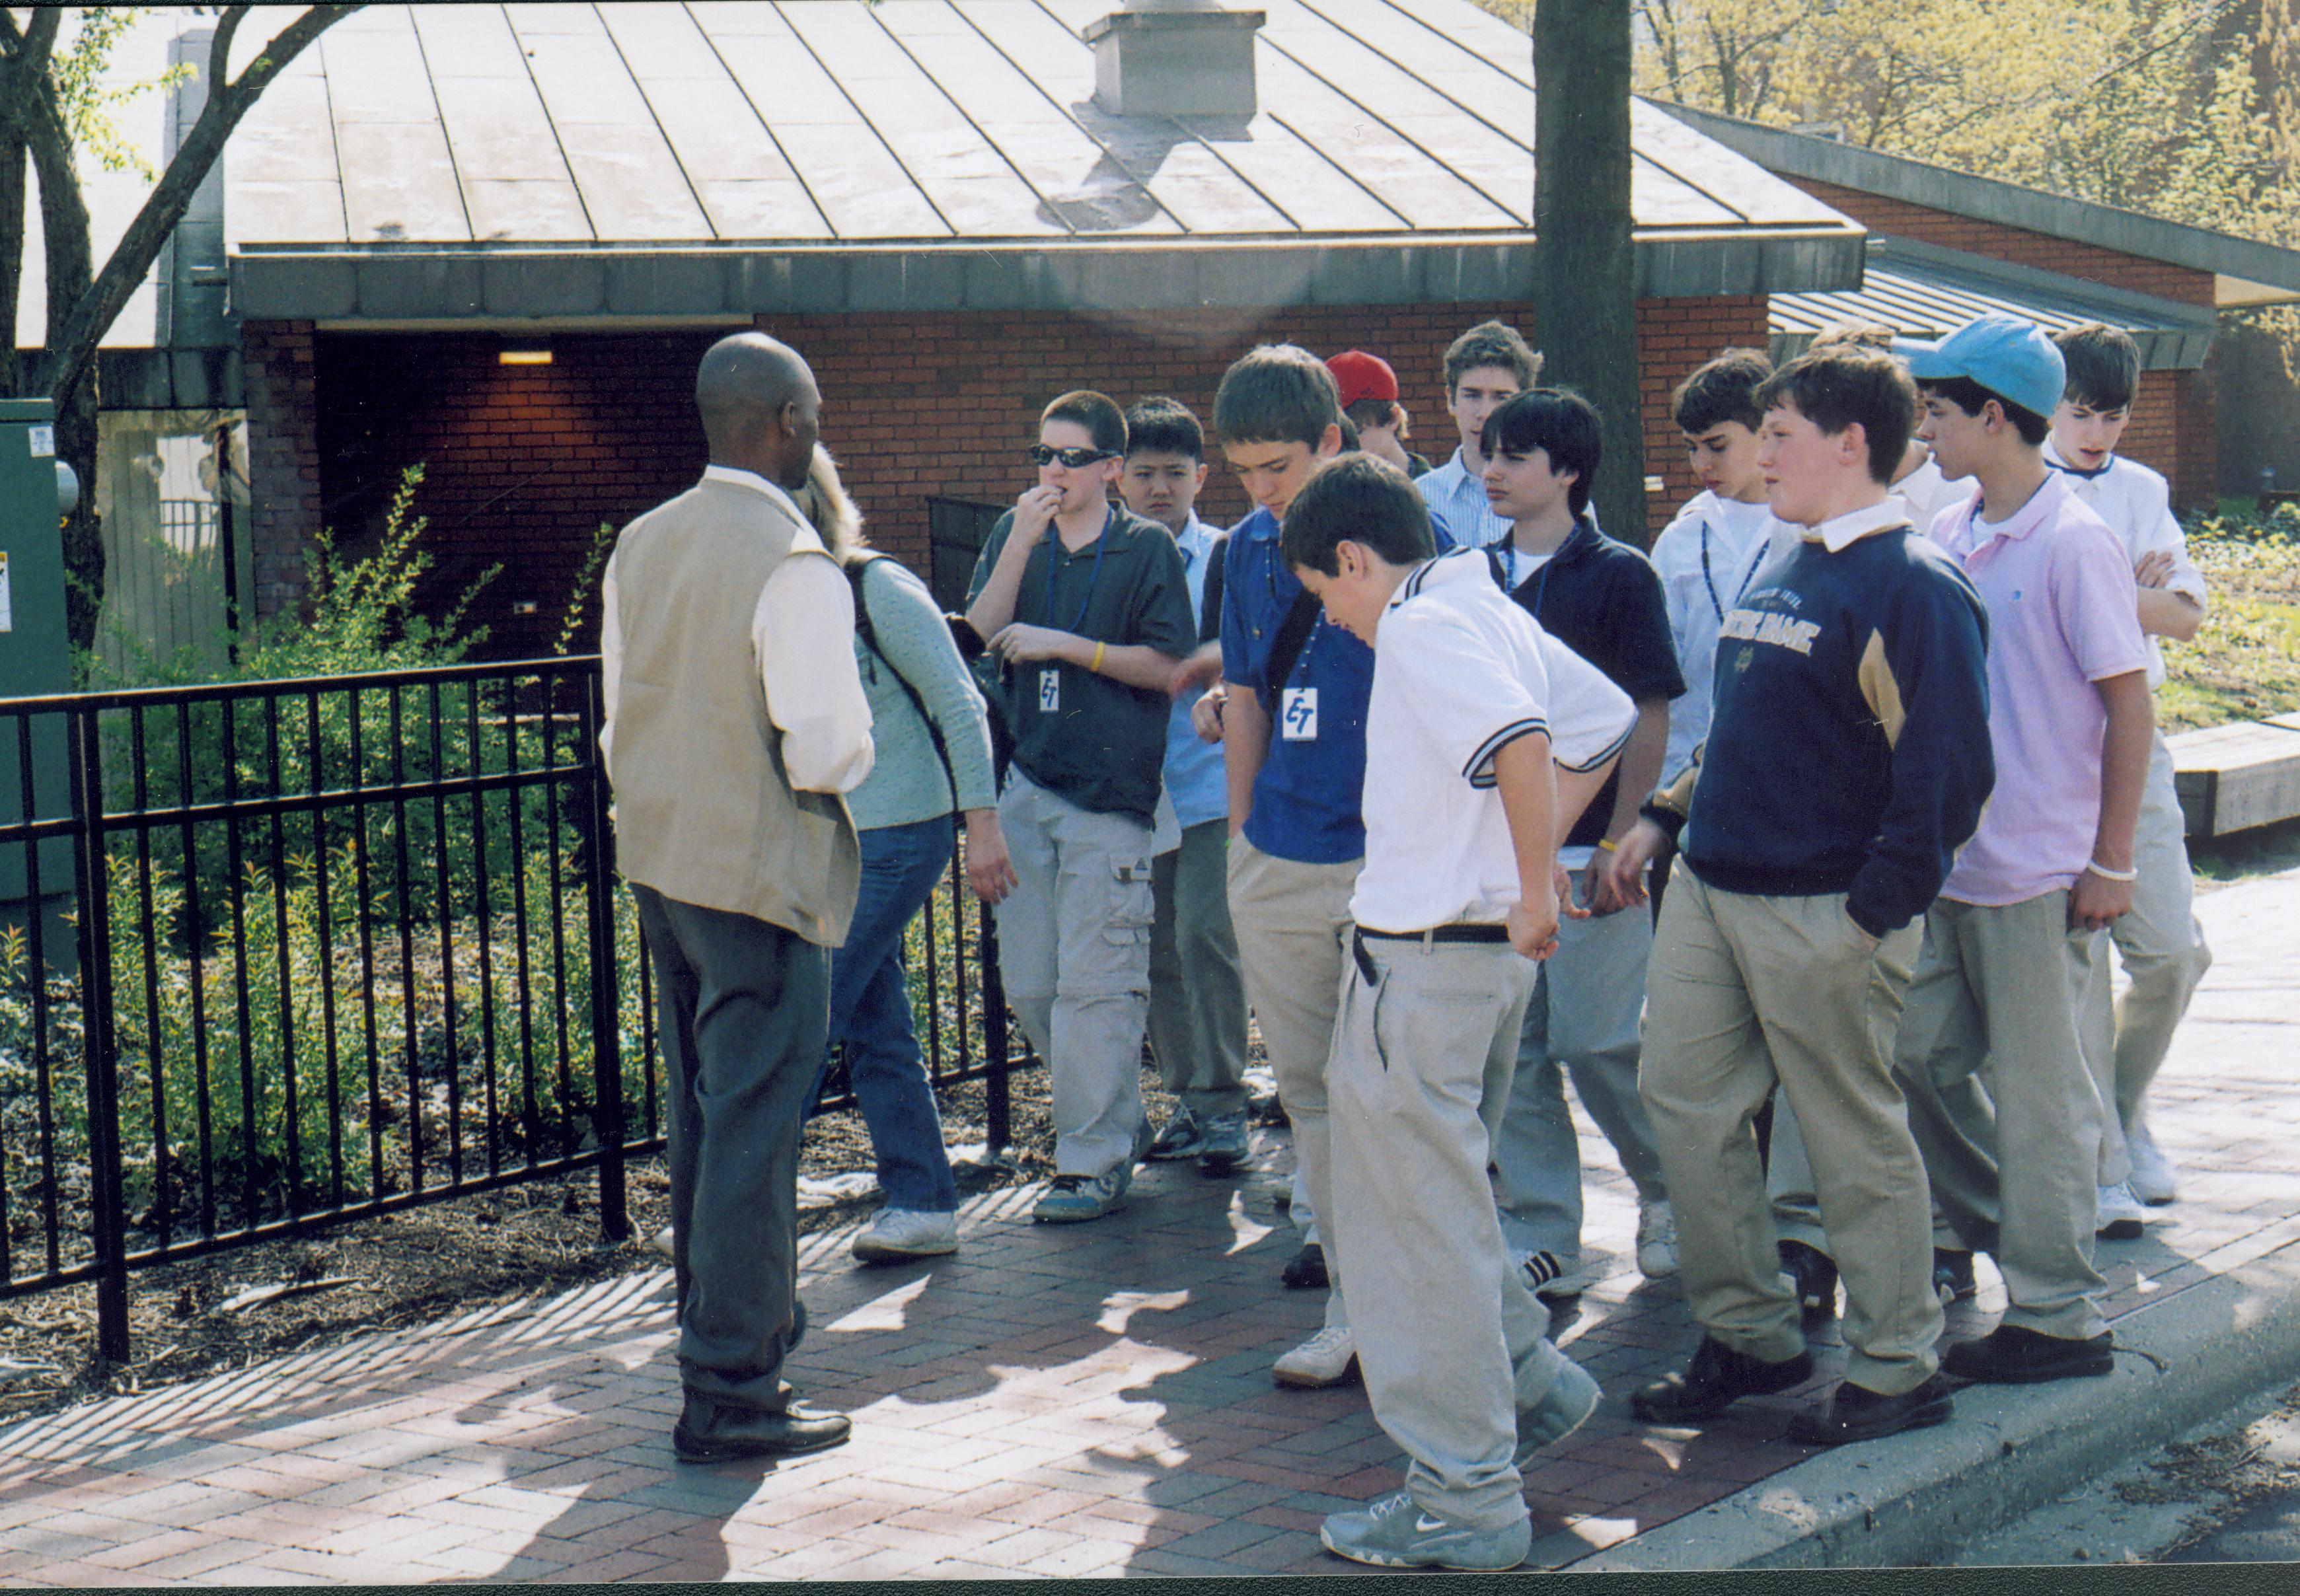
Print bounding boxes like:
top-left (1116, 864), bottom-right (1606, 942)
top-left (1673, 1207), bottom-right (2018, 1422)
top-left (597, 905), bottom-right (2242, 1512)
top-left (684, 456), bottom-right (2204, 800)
top-left (823, 814), bottom-right (959, 1213)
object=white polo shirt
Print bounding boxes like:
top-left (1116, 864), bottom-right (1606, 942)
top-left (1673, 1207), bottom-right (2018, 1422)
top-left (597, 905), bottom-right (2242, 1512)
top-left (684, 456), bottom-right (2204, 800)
top-left (1353, 549), bottom-right (1635, 933)
top-left (1894, 456), bottom-right (1976, 536)
top-left (2044, 443), bottom-right (2207, 690)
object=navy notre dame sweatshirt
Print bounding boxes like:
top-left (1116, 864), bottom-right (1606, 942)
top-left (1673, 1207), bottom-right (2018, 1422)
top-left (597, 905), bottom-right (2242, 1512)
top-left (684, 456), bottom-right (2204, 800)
top-left (1651, 513), bottom-right (1994, 937)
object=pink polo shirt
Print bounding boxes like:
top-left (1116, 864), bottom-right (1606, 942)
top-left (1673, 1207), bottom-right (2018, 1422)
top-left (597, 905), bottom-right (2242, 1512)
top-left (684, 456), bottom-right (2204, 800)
top-left (1927, 472), bottom-right (2149, 906)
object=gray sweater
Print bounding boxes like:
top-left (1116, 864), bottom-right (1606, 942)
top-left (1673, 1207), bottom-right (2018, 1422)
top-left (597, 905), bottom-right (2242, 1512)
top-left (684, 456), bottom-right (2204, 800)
top-left (847, 556), bottom-right (998, 832)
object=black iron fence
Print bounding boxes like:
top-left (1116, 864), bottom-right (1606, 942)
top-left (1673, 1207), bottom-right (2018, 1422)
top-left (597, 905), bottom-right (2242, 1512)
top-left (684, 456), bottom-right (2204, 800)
top-left (0, 658), bottom-right (1019, 1360)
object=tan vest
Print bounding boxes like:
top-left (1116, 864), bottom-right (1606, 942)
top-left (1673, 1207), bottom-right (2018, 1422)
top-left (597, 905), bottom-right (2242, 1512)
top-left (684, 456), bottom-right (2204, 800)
top-left (609, 479), bottom-right (861, 947)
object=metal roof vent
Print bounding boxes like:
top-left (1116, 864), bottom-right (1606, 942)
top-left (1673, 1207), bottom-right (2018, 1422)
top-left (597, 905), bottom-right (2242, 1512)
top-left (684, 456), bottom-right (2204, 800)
top-left (1083, 0), bottom-right (1266, 120)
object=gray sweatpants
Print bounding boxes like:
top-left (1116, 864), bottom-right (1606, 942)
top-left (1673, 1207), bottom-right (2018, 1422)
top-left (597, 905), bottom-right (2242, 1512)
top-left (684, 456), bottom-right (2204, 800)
top-left (996, 770), bottom-right (1157, 1179)
top-left (1493, 898), bottom-right (1668, 1262)
top-left (1148, 819), bottom-right (1251, 1122)
top-left (1894, 891), bottom-right (2110, 1342)
top-left (1328, 933), bottom-right (1565, 1533)
top-left (633, 885), bottom-right (827, 1414)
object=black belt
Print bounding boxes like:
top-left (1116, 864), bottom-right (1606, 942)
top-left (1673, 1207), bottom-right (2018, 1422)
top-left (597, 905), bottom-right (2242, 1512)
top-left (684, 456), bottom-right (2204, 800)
top-left (1352, 923), bottom-right (1509, 984)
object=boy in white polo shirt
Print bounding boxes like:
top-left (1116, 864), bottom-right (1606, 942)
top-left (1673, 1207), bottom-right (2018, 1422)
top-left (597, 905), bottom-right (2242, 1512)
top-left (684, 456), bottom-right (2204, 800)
top-left (2046, 323), bottom-right (2212, 1223)
top-left (1282, 455), bottom-right (1633, 1572)
top-left (1900, 315), bottom-right (2155, 1384)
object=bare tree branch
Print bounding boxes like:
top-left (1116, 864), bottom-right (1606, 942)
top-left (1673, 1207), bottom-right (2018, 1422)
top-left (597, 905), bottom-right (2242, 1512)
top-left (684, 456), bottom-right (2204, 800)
top-left (31, 4), bottom-right (360, 407)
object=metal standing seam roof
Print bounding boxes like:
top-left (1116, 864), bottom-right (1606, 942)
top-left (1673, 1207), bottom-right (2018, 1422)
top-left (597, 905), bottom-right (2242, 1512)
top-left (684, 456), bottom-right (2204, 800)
top-left (1771, 237), bottom-right (2221, 369)
top-left (221, 0), bottom-right (1869, 321)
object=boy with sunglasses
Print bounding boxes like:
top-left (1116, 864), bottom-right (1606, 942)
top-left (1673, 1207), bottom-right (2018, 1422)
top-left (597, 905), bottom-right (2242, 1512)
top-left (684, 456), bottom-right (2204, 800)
top-left (967, 391), bottom-right (1199, 1223)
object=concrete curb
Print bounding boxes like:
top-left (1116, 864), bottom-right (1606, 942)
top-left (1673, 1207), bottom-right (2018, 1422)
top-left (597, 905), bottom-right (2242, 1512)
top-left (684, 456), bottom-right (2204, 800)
top-left (1575, 1237), bottom-right (2300, 1570)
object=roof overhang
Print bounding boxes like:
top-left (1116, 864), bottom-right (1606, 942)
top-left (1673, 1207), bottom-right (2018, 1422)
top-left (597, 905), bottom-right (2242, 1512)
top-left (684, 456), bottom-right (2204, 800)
top-left (229, 227), bottom-right (1865, 324)
top-left (1651, 99), bottom-right (2300, 308)
top-left (1773, 236), bottom-right (2221, 369)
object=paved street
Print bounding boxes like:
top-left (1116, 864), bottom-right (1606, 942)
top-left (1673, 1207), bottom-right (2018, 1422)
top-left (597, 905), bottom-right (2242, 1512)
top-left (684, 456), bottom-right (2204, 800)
top-left (0, 869), bottom-right (2295, 1581)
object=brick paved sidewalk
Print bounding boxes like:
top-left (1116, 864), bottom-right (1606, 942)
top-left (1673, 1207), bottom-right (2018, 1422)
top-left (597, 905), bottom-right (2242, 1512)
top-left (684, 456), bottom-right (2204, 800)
top-left (1, 872), bottom-right (2294, 1582)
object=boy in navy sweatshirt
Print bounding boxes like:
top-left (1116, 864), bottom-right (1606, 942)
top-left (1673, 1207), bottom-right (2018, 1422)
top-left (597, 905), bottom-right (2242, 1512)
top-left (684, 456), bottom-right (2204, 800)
top-left (1608, 344), bottom-right (1995, 1446)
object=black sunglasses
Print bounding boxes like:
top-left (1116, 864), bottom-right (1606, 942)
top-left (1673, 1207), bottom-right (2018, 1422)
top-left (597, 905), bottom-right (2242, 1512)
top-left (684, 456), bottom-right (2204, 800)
top-left (1029, 445), bottom-right (1119, 468)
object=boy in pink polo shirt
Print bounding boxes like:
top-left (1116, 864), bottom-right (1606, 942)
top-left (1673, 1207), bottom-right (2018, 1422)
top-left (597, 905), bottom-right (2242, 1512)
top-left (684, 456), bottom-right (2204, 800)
top-left (1899, 316), bottom-right (2155, 1384)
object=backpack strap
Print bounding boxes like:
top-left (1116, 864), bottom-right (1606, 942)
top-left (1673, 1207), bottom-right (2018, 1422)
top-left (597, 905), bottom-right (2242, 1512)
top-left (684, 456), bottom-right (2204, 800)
top-left (847, 555), bottom-right (961, 809)
top-left (1257, 588), bottom-right (1322, 716)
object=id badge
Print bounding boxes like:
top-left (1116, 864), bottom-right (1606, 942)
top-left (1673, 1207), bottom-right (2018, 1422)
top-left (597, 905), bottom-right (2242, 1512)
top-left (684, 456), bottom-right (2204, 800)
top-left (1038, 669), bottom-right (1060, 713)
top-left (1281, 686), bottom-right (1318, 741)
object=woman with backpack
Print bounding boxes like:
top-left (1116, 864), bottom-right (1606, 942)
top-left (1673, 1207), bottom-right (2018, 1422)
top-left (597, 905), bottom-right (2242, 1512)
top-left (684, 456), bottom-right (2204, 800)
top-left (798, 446), bottom-right (1018, 1261)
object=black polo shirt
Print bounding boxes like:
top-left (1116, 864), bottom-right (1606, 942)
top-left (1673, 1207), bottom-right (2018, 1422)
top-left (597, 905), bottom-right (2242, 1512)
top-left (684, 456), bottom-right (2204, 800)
top-left (1491, 517), bottom-right (1686, 850)
top-left (968, 503), bottom-right (1196, 821)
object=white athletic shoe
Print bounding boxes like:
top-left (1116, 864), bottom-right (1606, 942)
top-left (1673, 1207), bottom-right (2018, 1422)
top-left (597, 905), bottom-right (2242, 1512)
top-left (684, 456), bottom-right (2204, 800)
top-left (1515, 1359), bottom-right (1602, 1465)
top-left (2096, 1179), bottom-right (2147, 1241)
top-left (1635, 1198), bottom-right (1680, 1279)
top-left (852, 1206), bottom-right (959, 1261)
top-left (2124, 1121), bottom-right (2180, 1206)
top-left (1519, 1250), bottom-right (1592, 1302)
top-left (1274, 1324), bottom-right (1360, 1389)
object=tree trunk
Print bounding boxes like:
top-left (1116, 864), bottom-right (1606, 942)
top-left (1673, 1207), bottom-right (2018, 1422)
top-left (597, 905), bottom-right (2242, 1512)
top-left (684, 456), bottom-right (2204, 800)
top-left (1532, 0), bottom-right (1647, 548)
top-left (23, 77), bottom-right (101, 650)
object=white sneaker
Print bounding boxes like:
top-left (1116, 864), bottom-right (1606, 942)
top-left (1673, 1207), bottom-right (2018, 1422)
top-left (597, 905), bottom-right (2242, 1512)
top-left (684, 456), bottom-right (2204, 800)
top-left (1274, 1324), bottom-right (1360, 1389)
top-left (1635, 1198), bottom-right (1680, 1279)
top-left (852, 1207), bottom-right (959, 1261)
top-left (1516, 1359), bottom-right (1602, 1465)
top-left (648, 1225), bottom-right (675, 1260)
top-left (2125, 1121), bottom-right (2180, 1206)
top-left (1519, 1250), bottom-right (1592, 1302)
top-left (2096, 1179), bottom-right (2147, 1241)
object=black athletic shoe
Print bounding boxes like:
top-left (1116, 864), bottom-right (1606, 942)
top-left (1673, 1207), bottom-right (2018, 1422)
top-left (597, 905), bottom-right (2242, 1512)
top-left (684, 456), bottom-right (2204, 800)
top-left (1943, 1323), bottom-right (2115, 1385)
top-left (1282, 1242), bottom-right (1329, 1290)
top-left (1779, 1239), bottom-right (1838, 1326)
top-left (1933, 1247), bottom-right (1978, 1305)
top-left (1786, 1375), bottom-right (1954, 1445)
top-left (1631, 1336), bottom-right (1815, 1424)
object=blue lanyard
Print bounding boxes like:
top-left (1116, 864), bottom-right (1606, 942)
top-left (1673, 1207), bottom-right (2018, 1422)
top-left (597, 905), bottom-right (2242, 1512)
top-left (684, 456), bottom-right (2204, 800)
top-left (1043, 506), bottom-right (1113, 634)
top-left (1699, 521), bottom-right (1768, 622)
top-left (1499, 536), bottom-right (1558, 620)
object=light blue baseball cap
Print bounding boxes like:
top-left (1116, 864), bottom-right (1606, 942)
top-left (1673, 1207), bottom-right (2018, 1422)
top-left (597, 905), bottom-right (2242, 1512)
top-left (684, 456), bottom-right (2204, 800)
top-left (1901, 314), bottom-right (2065, 420)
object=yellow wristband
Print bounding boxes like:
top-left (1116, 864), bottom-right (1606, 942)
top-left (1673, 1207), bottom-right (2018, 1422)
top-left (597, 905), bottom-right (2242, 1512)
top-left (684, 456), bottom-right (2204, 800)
top-left (1091, 641), bottom-right (1106, 673)
top-left (1597, 837), bottom-right (1619, 853)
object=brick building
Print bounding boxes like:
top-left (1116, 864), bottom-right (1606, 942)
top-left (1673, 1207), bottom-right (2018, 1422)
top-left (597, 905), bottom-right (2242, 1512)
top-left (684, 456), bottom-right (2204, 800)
top-left (208, 2), bottom-right (2300, 657)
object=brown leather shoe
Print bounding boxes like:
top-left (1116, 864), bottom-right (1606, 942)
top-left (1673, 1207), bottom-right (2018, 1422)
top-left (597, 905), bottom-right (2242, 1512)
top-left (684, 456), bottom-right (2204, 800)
top-left (673, 1396), bottom-right (852, 1463)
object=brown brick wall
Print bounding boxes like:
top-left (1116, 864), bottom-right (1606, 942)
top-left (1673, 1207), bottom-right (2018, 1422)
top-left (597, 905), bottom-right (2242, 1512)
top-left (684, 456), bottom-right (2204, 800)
top-left (242, 319), bottom-right (322, 621)
top-left (298, 298), bottom-right (1779, 657)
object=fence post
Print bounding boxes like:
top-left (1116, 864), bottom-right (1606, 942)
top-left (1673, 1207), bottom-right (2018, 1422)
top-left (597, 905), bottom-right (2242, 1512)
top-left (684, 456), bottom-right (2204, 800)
top-left (578, 669), bottom-right (630, 1243)
top-left (979, 899), bottom-right (1011, 1155)
top-left (69, 706), bottom-right (131, 1363)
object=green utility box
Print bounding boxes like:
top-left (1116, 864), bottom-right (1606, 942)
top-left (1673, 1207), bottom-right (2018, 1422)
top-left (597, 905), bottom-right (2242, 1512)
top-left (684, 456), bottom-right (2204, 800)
top-left (0, 399), bottom-right (79, 972)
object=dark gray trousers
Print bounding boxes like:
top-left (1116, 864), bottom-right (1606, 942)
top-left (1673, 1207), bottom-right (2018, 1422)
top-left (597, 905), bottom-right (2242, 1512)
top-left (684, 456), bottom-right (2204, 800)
top-left (633, 883), bottom-right (829, 1413)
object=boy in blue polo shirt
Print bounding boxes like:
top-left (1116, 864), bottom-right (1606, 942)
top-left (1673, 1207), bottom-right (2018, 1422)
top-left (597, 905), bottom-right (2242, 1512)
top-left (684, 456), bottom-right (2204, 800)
top-left (1212, 344), bottom-right (1452, 1390)
top-left (1477, 388), bottom-right (1684, 1297)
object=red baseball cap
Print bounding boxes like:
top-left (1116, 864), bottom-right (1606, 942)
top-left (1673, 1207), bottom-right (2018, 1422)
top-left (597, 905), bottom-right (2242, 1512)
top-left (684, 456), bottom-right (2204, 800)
top-left (1326, 350), bottom-right (1399, 410)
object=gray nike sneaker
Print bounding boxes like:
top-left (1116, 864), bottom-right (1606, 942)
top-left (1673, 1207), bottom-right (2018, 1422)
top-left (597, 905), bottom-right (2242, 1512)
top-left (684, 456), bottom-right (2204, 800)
top-left (1320, 1490), bottom-right (1531, 1571)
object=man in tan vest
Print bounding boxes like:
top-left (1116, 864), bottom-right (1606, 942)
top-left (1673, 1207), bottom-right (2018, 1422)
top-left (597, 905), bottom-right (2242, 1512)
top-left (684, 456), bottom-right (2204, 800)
top-left (601, 332), bottom-right (875, 1463)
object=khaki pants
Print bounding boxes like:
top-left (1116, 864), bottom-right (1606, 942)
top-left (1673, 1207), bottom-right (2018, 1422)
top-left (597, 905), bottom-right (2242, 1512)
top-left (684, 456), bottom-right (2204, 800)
top-left (1766, 930), bottom-right (1918, 1252)
top-left (1639, 872), bottom-right (1941, 1395)
top-left (1894, 892), bottom-right (2110, 1341)
top-left (1329, 935), bottom-right (1563, 1532)
top-left (995, 772), bottom-right (1156, 1179)
top-left (1148, 820), bottom-right (1251, 1121)
top-left (1228, 836), bottom-right (1358, 1333)
top-left (2082, 735), bottom-right (2211, 1177)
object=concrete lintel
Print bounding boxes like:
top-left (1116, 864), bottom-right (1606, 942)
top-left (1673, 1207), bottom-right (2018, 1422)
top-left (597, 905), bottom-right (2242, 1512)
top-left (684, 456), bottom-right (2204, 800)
top-left (230, 228), bottom-right (1866, 324)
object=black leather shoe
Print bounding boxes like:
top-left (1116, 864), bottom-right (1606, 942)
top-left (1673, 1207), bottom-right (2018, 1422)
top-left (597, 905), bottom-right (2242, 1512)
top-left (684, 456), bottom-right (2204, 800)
top-left (1281, 1242), bottom-right (1329, 1290)
top-left (1779, 1240), bottom-right (1838, 1326)
top-left (1786, 1375), bottom-right (1954, 1445)
top-left (1942, 1323), bottom-right (2114, 1385)
top-left (1631, 1336), bottom-right (1814, 1424)
top-left (673, 1396), bottom-right (852, 1463)
top-left (1933, 1248), bottom-right (1978, 1305)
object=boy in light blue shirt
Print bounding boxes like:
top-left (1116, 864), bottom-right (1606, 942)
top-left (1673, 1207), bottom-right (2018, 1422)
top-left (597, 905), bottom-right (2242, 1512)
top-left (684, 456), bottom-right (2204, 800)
top-left (1415, 320), bottom-right (1541, 550)
top-left (1120, 398), bottom-right (1254, 1177)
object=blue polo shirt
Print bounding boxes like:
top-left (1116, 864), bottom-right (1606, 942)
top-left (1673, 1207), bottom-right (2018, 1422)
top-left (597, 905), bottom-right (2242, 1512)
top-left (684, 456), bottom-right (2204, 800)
top-left (1220, 505), bottom-right (1454, 864)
